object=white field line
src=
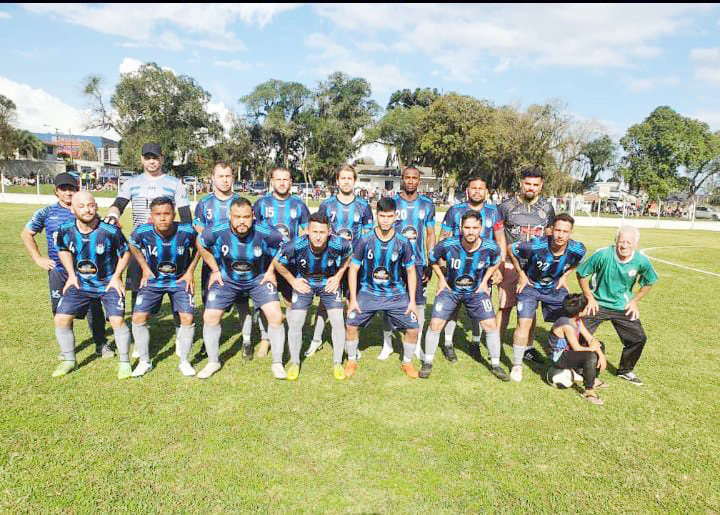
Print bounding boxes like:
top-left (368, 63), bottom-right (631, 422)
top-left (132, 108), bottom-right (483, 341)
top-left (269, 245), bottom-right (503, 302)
top-left (640, 246), bottom-right (720, 278)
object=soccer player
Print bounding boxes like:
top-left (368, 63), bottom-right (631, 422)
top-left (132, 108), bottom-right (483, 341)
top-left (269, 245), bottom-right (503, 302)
top-left (274, 212), bottom-right (353, 380)
top-left (546, 294), bottom-right (608, 405)
top-left (197, 198), bottom-right (287, 379)
top-left (498, 167), bottom-right (555, 364)
top-left (422, 211), bottom-right (506, 380)
top-left (576, 225), bottom-right (658, 385)
top-left (437, 176), bottom-right (506, 361)
top-left (344, 197), bottom-right (420, 378)
top-left (252, 167), bottom-right (310, 356)
top-left (508, 213), bottom-right (586, 382)
top-left (128, 197), bottom-right (200, 377)
top-left (308, 164), bottom-right (373, 357)
top-left (377, 166), bottom-right (436, 360)
top-left (52, 191), bottom-right (132, 379)
top-left (21, 173), bottom-right (110, 358)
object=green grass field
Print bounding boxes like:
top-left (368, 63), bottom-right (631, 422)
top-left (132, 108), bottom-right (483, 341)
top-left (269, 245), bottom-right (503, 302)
top-left (1, 203), bottom-right (718, 513)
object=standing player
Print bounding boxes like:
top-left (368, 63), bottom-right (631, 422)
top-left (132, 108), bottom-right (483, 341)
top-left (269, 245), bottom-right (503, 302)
top-left (21, 173), bottom-right (110, 358)
top-left (252, 167), bottom-right (310, 356)
top-left (197, 198), bottom-right (287, 379)
top-left (128, 197), bottom-right (200, 377)
top-left (376, 166), bottom-right (436, 360)
top-left (422, 211), bottom-right (506, 379)
top-left (344, 197), bottom-right (420, 378)
top-left (274, 212), bottom-right (353, 380)
top-left (508, 214), bottom-right (586, 381)
top-left (576, 226), bottom-right (658, 385)
top-left (308, 164), bottom-right (373, 357)
top-left (437, 176), bottom-right (506, 361)
top-left (498, 167), bottom-right (555, 364)
top-left (52, 192), bottom-right (132, 379)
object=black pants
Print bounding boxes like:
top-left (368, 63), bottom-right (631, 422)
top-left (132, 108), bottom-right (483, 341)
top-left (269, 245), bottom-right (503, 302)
top-left (582, 307), bottom-right (646, 375)
top-left (554, 351), bottom-right (597, 389)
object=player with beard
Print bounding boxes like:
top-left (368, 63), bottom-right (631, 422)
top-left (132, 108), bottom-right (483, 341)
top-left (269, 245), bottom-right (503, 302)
top-left (52, 192), bottom-right (132, 379)
top-left (437, 176), bottom-right (506, 362)
top-left (274, 212), bottom-right (353, 380)
top-left (344, 197), bottom-right (420, 379)
top-left (377, 166), bottom-right (436, 361)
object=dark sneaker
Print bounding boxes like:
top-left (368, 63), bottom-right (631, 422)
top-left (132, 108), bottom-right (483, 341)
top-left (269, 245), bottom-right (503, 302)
top-left (419, 362), bottom-right (433, 379)
top-left (96, 343), bottom-right (114, 359)
top-left (523, 347), bottom-right (545, 365)
top-left (469, 343), bottom-right (482, 360)
top-left (242, 343), bottom-right (253, 361)
top-left (491, 366), bottom-right (510, 382)
top-left (442, 345), bottom-right (458, 363)
top-left (618, 371), bottom-right (643, 385)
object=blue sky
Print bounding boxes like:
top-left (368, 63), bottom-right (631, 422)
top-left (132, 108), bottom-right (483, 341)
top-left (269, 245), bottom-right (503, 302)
top-left (1, 3), bottom-right (719, 148)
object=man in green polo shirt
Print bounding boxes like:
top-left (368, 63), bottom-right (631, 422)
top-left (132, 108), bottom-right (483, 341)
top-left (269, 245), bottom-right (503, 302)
top-left (576, 225), bottom-right (658, 385)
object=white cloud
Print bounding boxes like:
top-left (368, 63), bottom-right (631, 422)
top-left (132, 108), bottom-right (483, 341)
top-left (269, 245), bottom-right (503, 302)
top-left (623, 75), bottom-right (680, 92)
top-left (690, 47), bottom-right (720, 85)
top-left (692, 110), bottom-right (720, 131)
top-left (118, 57), bottom-right (143, 75)
top-left (690, 48), bottom-right (720, 62)
top-left (207, 101), bottom-right (235, 132)
top-left (213, 59), bottom-right (251, 72)
top-left (0, 11), bottom-right (10, 20)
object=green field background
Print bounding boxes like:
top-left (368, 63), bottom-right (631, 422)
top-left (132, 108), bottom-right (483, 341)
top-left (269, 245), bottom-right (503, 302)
top-left (1, 204), bottom-right (718, 513)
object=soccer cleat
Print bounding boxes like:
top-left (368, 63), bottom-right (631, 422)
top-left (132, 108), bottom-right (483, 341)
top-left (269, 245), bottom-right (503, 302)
top-left (287, 363), bottom-right (300, 381)
top-left (523, 347), bottom-right (545, 365)
top-left (96, 343), bottom-right (114, 358)
top-left (131, 345), bottom-right (140, 359)
top-left (332, 364), bottom-right (346, 380)
top-left (52, 361), bottom-right (75, 377)
top-left (177, 360), bottom-right (196, 377)
top-left (271, 363), bottom-right (287, 379)
top-left (376, 345), bottom-right (394, 360)
top-left (256, 339), bottom-right (270, 358)
top-left (304, 339), bottom-right (323, 357)
top-left (401, 362), bottom-right (419, 379)
top-left (491, 366), bottom-right (510, 382)
top-left (242, 343), bottom-right (254, 361)
top-left (131, 360), bottom-right (153, 378)
top-left (618, 371), bottom-right (644, 386)
top-left (469, 343), bottom-right (482, 360)
top-left (442, 344), bottom-right (458, 363)
top-left (117, 362), bottom-right (132, 380)
top-left (344, 360), bottom-right (358, 379)
top-left (510, 365), bottom-right (523, 382)
top-left (197, 362), bottom-right (222, 379)
top-left (419, 362), bottom-right (433, 379)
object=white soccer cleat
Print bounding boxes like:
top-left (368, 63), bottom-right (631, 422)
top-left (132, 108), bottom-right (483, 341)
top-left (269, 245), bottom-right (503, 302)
top-left (377, 346), bottom-right (393, 361)
top-left (304, 340), bottom-right (323, 358)
top-left (271, 363), bottom-right (287, 379)
top-left (510, 365), bottom-right (523, 382)
top-left (131, 360), bottom-right (153, 377)
top-left (197, 362), bottom-right (222, 379)
top-left (177, 360), bottom-right (196, 377)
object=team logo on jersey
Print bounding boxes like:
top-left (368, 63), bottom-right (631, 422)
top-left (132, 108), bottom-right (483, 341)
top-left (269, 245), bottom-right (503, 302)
top-left (276, 224), bottom-right (290, 240)
top-left (95, 243), bottom-right (105, 255)
top-left (454, 275), bottom-right (474, 291)
top-left (486, 219), bottom-right (493, 228)
top-left (419, 210), bottom-right (426, 220)
top-left (231, 261), bottom-right (252, 273)
top-left (77, 260), bottom-right (98, 276)
top-left (538, 210), bottom-right (547, 219)
top-left (373, 267), bottom-right (390, 285)
top-left (338, 228), bottom-right (353, 241)
top-left (158, 262), bottom-right (177, 275)
top-left (253, 245), bottom-right (263, 258)
top-left (353, 212), bottom-right (361, 223)
top-left (290, 207), bottom-right (297, 219)
top-left (628, 269), bottom-right (637, 277)
top-left (390, 251), bottom-right (399, 262)
top-left (401, 227), bottom-right (418, 242)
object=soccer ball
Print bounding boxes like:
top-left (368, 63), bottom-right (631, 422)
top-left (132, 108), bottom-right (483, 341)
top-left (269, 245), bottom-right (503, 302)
top-left (547, 367), bottom-right (573, 389)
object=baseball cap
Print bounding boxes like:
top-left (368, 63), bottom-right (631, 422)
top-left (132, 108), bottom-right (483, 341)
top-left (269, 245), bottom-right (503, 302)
top-left (142, 143), bottom-right (163, 157)
top-left (54, 173), bottom-right (79, 189)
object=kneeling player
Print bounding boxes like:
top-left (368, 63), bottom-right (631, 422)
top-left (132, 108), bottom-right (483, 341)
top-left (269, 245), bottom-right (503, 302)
top-left (128, 197), bottom-right (200, 377)
top-left (422, 211), bottom-right (507, 380)
top-left (197, 198), bottom-right (286, 379)
top-left (345, 197), bottom-right (420, 378)
top-left (52, 192), bottom-right (132, 379)
top-left (508, 214), bottom-right (586, 381)
top-left (274, 212), bottom-right (352, 380)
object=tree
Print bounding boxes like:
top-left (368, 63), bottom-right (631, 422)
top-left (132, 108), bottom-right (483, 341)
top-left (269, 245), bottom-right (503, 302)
top-left (83, 62), bottom-right (223, 172)
top-left (387, 87), bottom-right (440, 110)
top-left (578, 135), bottom-right (616, 189)
top-left (15, 130), bottom-right (46, 159)
top-left (201, 114), bottom-right (270, 181)
top-left (368, 105), bottom-right (428, 169)
top-left (0, 94), bottom-right (18, 159)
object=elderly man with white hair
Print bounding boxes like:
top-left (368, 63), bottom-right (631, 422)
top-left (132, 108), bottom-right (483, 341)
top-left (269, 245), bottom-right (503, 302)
top-left (575, 225), bottom-right (658, 385)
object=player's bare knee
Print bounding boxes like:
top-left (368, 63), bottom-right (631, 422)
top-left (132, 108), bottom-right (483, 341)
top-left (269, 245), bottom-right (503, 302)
top-left (132, 312), bottom-right (149, 325)
top-left (429, 318), bottom-right (445, 332)
top-left (54, 314), bottom-right (73, 328)
top-left (480, 318), bottom-right (497, 331)
top-left (108, 316), bottom-right (125, 328)
top-left (178, 313), bottom-right (193, 326)
top-left (405, 328), bottom-right (419, 342)
top-left (346, 326), bottom-right (358, 340)
top-left (262, 303), bottom-right (284, 327)
top-left (203, 309), bottom-right (222, 326)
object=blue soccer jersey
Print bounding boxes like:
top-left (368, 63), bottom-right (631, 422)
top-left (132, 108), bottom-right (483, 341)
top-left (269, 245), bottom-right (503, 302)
top-left (25, 203), bottom-right (76, 269)
top-left (511, 236), bottom-right (586, 291)
top-left (441, 202), bottom-right (504, 241)
top-left (318, 195), bottom-right (373, 245)
top-left (429, 238), bottom-right (501, 294)
top-left (129, 223), bottom-right (197, 289)
top-left (279, 235), bottom-right (352, 288)
top-left (351, 231), bottom-right (415, 297)
top-left (56, 221), bottom-right (129, 293)
top-left (193, 193), bottom-right (242, 231)
top-left (199, 222), bottom-right (284, 287)
top-left (253, 194), bottom-right (310, 243)
top-left (392, 193), bottom-right (436, 266)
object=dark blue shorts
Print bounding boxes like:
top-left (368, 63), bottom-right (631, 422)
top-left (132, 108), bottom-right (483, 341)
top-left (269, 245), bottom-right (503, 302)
top-left (431, 288), bottom-right (495, 322)
top-left (516, 287), bottom-right (568, 322)
top-left (291, 284), bottom-right (344, 311)
top-left (56, 286), bottom-right (125, 318)
top-left (205, 280), bottom-right (279, 312)
top-left (346, 292), bottom-right (419, 330)
top-left (133, 284), bottom-right (195, 315)
top-left (49, 267), bottom-right (99, 318)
